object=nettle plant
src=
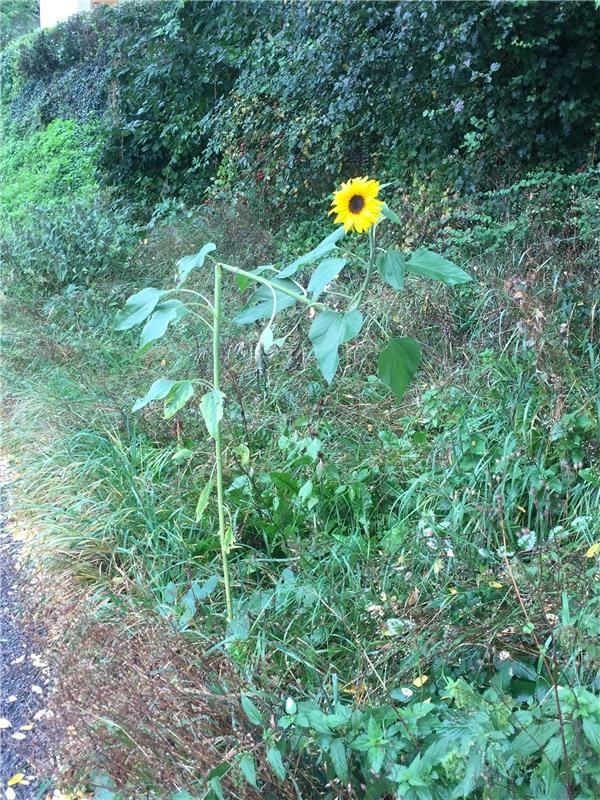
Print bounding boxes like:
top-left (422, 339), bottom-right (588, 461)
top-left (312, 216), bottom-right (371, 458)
top-left (115, 177), bottom-right (471, 620)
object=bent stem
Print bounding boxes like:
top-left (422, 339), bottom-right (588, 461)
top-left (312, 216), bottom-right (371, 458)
top-left (212, 262), bottom-right (233, 622)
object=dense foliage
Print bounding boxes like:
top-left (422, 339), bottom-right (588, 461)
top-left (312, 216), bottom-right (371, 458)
top-left (1, 2), bottom-right (599, 798)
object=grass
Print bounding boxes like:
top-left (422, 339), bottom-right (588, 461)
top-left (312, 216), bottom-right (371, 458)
top-left (2, 186), bottom-right (600, 796)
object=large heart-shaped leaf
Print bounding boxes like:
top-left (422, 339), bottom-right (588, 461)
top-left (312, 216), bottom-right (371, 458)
top-left (200, 389), bottom-right (225, 438)
top-left (309, 309), bottom-right (363, 383)
top-left (177, 242), bottom-right (216, 286)
top-left (307, 257), bottom-right (347, 299)
top-left (406, 249), bottom-right (471, 285)
top-left (234, 278), bottom-right (298, 324)
top-left (132, 379), bottom-right (177, 411)
top-left (164, 381), bottom-right (194, 419)
top-left (377, 250), bottom-right (405, 291)
top-left (138, 299), bottom-right (188, 354)
top-left (114, 287), bottom-right (166, 331)
top-left (378, 337), bottom-right (422, 401)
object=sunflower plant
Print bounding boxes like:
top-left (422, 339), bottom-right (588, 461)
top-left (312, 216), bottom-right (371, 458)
top-left (114, 177), bottom-right (471, 620)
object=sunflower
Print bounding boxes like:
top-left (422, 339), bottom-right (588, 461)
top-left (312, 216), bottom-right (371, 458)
top-left (329, 176), bottom-right (383, 233)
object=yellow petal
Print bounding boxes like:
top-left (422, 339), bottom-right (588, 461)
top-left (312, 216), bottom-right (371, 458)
top-left (7, 773), bottom-right (25, 786)
top-left (586, 542), bottom-right (600, 558)
top-left (413, 674), bottom-right (429, 688)
top-left (489, 581), bottom-right (504, 589)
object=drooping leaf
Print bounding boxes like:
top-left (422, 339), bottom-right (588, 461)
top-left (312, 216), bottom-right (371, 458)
top-left (241, 695), bottom-right (264, 726)
top-left (132, 379), bottom-right (177, 412)
top-left (278, 226), bottom-right (345, 278)
top-left (208, 777), bottom-right (224, 800)
top-left (200, 389), bottom-right (225, 438)
top-left (138, 299), bottom-right (188, 354)
top-left (378, 337), bottom-right (422, 402)
top-left (377, 250), bottom-right (405, 291)
top-left (307, 257), bottom-right (347, 299)
top-left (176, 242), bottom-right (216, 285)
top-left (406, 249), bottom-right (471, 285)
top-left (234, 278), bottom-right (298, 325)
top-left (309, 309), bottom-right (363, 383)
top-left (235, 264), bottom-right (273, 292)
top-left (239, 752), bottom-right (258, 788)
top-left (164, 381), bottom-right (194, 419)
top-left (191, 575), bottom-right (219, 600)
top-left (329, 739), bottom-right (349, 782)
top-left (114, 287), bottom-right (166, 331)
top-left (266, 747), bottom-right (286, 780)
top-left (381, 202), bottom-right (401, 224)
top-left (195, 480), bottom-right (212, 522)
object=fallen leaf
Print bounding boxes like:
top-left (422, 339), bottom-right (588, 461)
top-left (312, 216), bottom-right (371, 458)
top-left (31, 685), bottom-right (43, 694)
top-left (413, 675), bottom-right (429, 688)
top-left (20, 723), bottom-right (34, 731)
top-left (6, 787), bottom-right (16, 800)
top-left (7, 773), bottom-right (25, 786)
top-left (10, 655), bottom-right (25, 665)
top-left (586, 542), bottom-right (600, 558)
top-left (489, 581), bottom-right (504, 589)
top-left (11, 732), bottom-right (26, 740)
top-left (448, 587), bottom-right (458, 595)
top-left (406, 587), bottom-right (420, 607)
top-left (0, 718), bottom-right (11, 729)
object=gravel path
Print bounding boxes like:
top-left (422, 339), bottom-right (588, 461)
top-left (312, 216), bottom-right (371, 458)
top-left (0, 469), bottom-right (51, 800)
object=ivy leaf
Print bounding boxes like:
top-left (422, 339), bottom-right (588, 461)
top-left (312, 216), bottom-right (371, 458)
top-left (377, 250), bottom-right (405, 291)
top-left (239, 752), bottom-right (258, 788)
top-left (329, 739), bottom-right (349, 782)
top-left (241, 695), bottom-right (264, 726)
top-left (307, 257), bottom-right (347, 299)
top-left (200, 389), bottom-right (225, 438)
top-left (266, 747), bottom-right (286, 780)
top-left (406, 249), bottom-right (471, 285)
top-left (381, 202), bottom-right (401, 224)
top-left (176, 242), bottom-right (216, 285)
top-left (138, 299), bottom-right (188, 354)
top-left (378, 337), bottom-right (422, 402)
top-left (114, 287), bottom-right (166, 331)
top-left (309, 309), bottom-right (363, 383)
top-left (278, 226), bottom-right (345, 278)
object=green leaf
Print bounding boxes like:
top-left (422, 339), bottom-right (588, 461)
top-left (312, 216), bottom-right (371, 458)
top-left (200, 389), bottom-right (225, 438)
top-left (381, 202), bottom-right (401, 224)
top-left (309, 309), bottom-right (363, 384)
top-left (114, 287), bottom-right (166, 331)
top-left (234, 278), bottom-right (298, 325)
top-left (239, 752), bottom-right (258, 789)
top-left (406, 249), bottom-right (471, 285)
top-left (307, 257), bottom-right (347, 299)
top-left (241, 695), bottom-right (264, 726)
top-left (583, 718), bottom-right (600, 753)
top-left (580, 467), bottom-right (600, 486)
top-left (377, 250), bottom-right (405, 291)
top-left (195, 480), bottom-right (212, 522)
top-left (266, 747), bottom-right (286, 781)
top-left (132, 379), bottom-right (177, 412)
top-left (279, 226), bottom-right (345, 278)
top-left (164, 381), bottom-right (194, 419)
top-left (208, 777), bottom-right (224, 800)
top-left (223, 526), bottom-right (235, 554)
top-left (378, 337), bottom-right (422, 402)
top-left (176, 242), bottom-right (216, 286)
top-left (329, 739), bottom-right (349, 782)
top-left (138, 299), bottom-right (188, 354)
top-left (191, 575), bottom-right (219, 600)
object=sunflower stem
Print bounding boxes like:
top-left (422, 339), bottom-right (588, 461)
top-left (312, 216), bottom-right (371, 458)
top-left (215, 261), bottom-right (327, 312)
top-left (350, 226), bottom-right (377, 310)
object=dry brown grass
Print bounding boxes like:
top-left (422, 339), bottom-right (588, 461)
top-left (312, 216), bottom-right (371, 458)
top-left (28, 578), bottom-right (294, 799)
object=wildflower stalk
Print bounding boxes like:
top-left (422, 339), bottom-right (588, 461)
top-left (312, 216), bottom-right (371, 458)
top-left (212, 262), bottom-right (233, 622)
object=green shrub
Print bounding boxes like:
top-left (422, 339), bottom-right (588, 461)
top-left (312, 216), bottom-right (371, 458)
top-left (1, 197), bottom-right (140, 289)
top-left (207, 1), bottom-right (600, 217)
top-left (0, 0), bottom-right (38, 48)
top-left (0, 118), bottom-right (101, 226)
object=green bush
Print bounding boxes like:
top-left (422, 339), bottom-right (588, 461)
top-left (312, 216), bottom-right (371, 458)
top-left (206, 1), bottom-right (600, 217)
top-left (1, 197), bottom-right (140, 289)
top-left (0, 0), bottom-right (38, 48)
top-left (0, 118), bottom-right (101, 226)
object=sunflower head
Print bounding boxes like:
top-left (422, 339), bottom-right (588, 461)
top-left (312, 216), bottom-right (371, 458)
top-left (329, 176), bottom-right (383, 233)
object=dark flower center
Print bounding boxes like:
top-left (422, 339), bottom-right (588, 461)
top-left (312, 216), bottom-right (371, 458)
top-left (349, 194), bottom-right (365, 213)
